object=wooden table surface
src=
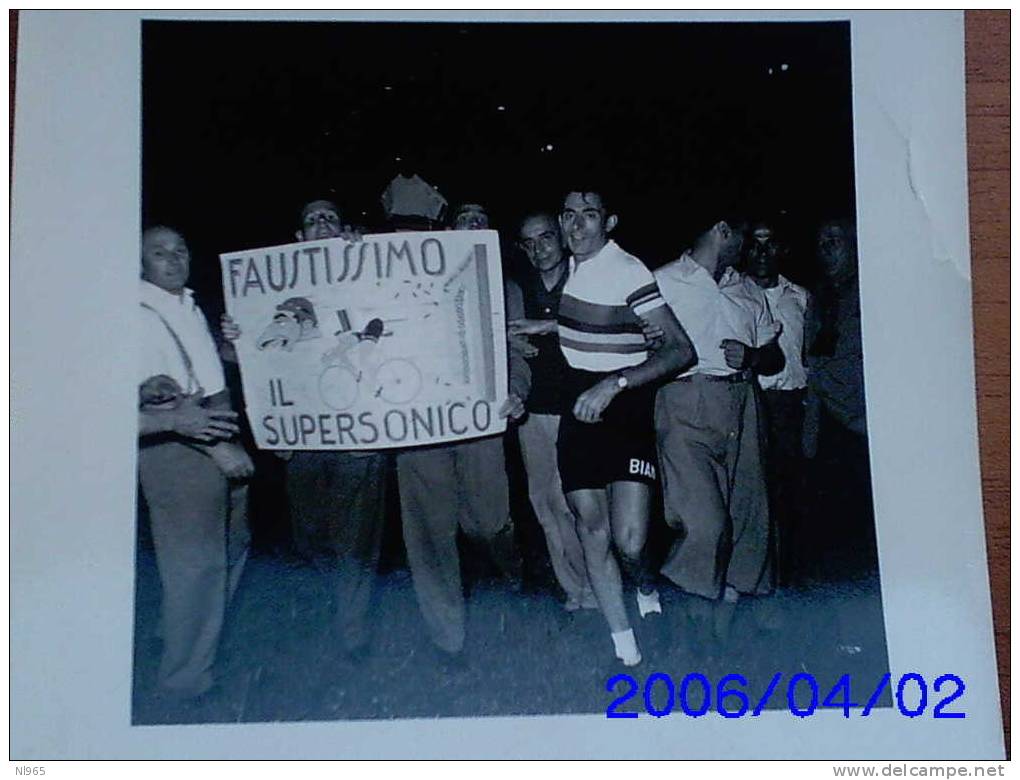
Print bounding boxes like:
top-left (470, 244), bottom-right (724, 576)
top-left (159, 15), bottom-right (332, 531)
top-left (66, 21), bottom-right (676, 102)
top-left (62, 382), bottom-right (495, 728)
top-left (8, 8), bottom-right (1010, 755)
top-left (965, 9), bottom-right (1010, 754)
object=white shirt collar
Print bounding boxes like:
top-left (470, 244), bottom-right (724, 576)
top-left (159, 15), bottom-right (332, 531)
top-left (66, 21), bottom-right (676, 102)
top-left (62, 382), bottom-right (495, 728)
top-left (668, 252), bottom-right (740, 287)
top-left (140, 279), bottom-right (196, 308)
top-left (569, 239), bottom-right (618, 275)
top-left (667, 251), bottom-right (702, 278)
top-left (765, 274), bottom-right (802, 296)
top-left (719, 266), bottom-right (742, 287)
top-left (776, 274), bottom-right (798, 292)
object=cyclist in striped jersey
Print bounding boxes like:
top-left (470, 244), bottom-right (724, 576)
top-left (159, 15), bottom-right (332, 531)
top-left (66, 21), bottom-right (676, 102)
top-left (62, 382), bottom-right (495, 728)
top-left (554, 189), bottom-right (696, 667)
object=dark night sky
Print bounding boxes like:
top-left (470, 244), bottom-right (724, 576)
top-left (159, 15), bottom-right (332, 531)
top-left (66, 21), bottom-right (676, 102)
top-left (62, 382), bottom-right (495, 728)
top-left (143, 20), bottom-right (855, 304)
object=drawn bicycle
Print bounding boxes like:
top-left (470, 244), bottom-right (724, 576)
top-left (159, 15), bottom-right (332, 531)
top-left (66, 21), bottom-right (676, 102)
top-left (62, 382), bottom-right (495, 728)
top-left (319, 358), bottom-right (423, 410)
top-left (318, 351), bottom-right (423, 411)
top-left (317, 315), bottom-right (424, 410)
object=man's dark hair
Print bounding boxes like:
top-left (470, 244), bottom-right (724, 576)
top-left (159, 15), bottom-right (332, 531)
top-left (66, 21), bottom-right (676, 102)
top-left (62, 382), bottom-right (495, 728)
top-left (749, 215), bottom-right (778, 235)
top-left (141, 224), bottom-right (186, 258)
top-left (685, 209), bottom-right (749, 248)
top-left (452, 202), bottom-right (487, 215)
top-left (142, 223), bottom-right (183, 239)
top-left (740, 230), bottom-right (785, 271)
top-left (721, 214), bottom-right (750, 234)
top-left (560, 186), bottom-right (613, 217)
top-left (817, 217), bottom-right (858, 251)
top-left (518, 210), bottom-right (558, 232)
top-left (448, 202), bottom-right (490, 229)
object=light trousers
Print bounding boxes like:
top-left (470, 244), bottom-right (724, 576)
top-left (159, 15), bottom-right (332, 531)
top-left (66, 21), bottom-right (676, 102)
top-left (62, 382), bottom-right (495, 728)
top-left (396, 436), bottom-right (521, 653)
top-left (655, 379), bottom-right (774, 600)
top-left (138, 441), bottom-right (249, 697)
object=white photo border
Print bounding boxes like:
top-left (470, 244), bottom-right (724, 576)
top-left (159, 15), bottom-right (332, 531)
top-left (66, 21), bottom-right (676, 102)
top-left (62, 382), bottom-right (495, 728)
top-left (10, 9), bottom-right (1004, 759)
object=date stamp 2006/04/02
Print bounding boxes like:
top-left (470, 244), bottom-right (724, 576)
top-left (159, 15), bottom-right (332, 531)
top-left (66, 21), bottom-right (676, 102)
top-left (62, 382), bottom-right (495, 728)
top-left (606, 672), bottom-right (966, 720)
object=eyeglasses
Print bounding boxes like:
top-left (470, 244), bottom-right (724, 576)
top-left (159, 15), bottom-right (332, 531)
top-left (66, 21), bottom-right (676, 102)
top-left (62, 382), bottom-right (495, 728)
top-left (303, 210), bottom-right (341, 228)
top-left (454, 211), bottom-right (489, 230)
top-left (519, 231), bottom-right (559, 253)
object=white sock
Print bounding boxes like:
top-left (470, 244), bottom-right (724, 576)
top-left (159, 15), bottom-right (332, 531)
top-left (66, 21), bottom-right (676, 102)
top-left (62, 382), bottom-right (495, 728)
top-left (723, 585), bottom-right (740, 604)
top-left (636, 588), bottom-right (662, 618)
top-left (611, 629), bottom-right (642, 666)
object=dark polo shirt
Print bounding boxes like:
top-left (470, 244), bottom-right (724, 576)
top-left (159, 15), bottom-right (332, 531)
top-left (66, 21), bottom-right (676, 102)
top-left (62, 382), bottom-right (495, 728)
top-left (518, 262), bottom-right (570, 415)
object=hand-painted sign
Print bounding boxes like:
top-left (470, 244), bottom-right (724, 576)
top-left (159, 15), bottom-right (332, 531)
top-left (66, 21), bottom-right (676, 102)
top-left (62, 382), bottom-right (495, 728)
top-left (220, 230), bottom-right (508, 450)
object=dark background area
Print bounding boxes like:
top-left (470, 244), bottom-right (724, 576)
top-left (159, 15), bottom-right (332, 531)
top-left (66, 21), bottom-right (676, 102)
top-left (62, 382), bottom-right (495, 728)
top-left (142, 20), bottom-right (856, 305)
top-left (140, 18), bottom-right (859, 563)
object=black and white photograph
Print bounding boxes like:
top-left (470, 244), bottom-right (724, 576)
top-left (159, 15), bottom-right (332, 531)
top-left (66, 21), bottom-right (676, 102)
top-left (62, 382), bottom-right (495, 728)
top-left (11, 10), bottom-right (1004, 760)
top-left (132, 17), bottom-right (886, 725)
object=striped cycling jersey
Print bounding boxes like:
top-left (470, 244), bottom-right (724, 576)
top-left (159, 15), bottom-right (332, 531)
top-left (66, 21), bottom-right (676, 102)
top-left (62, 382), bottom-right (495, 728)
top-left (558, 240), bottom-right (666, 372)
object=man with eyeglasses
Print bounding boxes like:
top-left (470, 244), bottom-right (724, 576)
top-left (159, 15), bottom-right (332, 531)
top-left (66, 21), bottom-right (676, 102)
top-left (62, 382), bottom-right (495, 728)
top-left (299, 199), bottom-right (344, 235)
top-left (449, 202), bottom-right (490, 231)
top-left (221, 198), bottom-right (387, 665)
top-left (508, 212), bottom-right (596, 612)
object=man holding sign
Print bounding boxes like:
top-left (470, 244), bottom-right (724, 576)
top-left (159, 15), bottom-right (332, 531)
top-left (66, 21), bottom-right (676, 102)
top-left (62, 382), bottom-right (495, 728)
top-left (222, 199), bottom-right (388, 663)
top-left (393, 200), bottom-right (529, 665)
top-left (221, 190), bottom-right (527, 665)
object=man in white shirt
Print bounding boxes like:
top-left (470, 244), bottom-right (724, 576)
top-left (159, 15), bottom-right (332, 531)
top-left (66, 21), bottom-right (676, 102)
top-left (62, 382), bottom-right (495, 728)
top-left (652, 216), bottom-right (783, 644)
top-left (138, 226), bottom-right (253, 702)
top-left (745, 226), bottom-right (809, 586)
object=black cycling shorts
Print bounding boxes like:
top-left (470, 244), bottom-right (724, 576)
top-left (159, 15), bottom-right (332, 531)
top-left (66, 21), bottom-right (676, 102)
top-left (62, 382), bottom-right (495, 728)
top-left (556, 367), bottom-right (659, 493)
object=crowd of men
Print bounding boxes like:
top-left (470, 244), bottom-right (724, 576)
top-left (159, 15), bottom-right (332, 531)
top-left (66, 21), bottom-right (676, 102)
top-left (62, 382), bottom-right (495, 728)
top-left (137, 177), bottom-right (872, 704)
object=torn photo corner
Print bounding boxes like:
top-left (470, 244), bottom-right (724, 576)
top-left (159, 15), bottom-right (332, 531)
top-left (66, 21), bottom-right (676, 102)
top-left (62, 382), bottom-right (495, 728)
top-left (10, 10), bottom-right (1002, 760)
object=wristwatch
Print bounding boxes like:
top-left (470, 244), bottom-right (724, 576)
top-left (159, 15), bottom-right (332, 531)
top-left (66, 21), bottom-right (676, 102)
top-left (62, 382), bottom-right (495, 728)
top-left (615, 373), bottom-right (629, 390)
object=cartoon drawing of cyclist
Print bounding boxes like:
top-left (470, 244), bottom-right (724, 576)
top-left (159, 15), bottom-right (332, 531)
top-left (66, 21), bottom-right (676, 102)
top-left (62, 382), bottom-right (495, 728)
top-left (319, 316), bottom-right (422, 410)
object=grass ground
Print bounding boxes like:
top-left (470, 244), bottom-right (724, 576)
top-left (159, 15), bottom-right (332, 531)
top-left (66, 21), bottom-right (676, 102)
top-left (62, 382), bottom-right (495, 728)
top-left (131, 546), bottom-right (890, 725)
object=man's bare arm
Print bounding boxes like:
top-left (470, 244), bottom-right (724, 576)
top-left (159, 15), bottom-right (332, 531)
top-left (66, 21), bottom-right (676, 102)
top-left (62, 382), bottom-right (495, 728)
top-left (572, 305), bottom-right (696, 423)
top-left (621, 304), bottom-right (696, 387)
top-left (508, 318), bottom-right (557, 336)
